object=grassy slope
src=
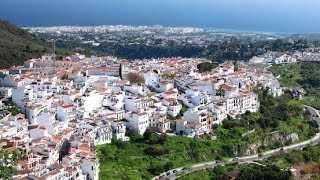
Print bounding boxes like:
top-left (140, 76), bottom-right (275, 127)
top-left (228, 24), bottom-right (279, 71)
top-left (97, 136), bottom-right (222, 180)
top-left (269, 62), bottom-right (320, 109)
top-left (268, 63), bottom-right (302, 87)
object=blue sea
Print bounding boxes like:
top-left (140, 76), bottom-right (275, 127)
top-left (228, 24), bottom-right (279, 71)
top-left (0, 0), bottom-right (320, 33)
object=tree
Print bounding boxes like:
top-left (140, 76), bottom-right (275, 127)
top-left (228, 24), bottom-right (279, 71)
top-left (56, 55), bottom-right (63, 60)
top-left (143, 129), bottom-right (153, 140)
top-left (179, 104), bottom-right (188, 117)
top-left (8, 105), bottom-right (19, 116)
top-left (197, 62), bottom-right (219, 73)
top-left (144, 146), bottom-right (169, 157)
top-left (0, 20), bottom-right (71, 69)
top-left (25, 45), bottom-right (31, 53)
top-left (239, 164), bottom-right (293, 180)
top-left (59, 140), bottom-right (71, 161)
top-left (148, 164), bottom-right (165, 175)
top-left (233, 61), bottom-right (239, 72)
top-left (61, 74), bottom-right (68, 80)
top-left (119, 63), bottom-right (123, 80)
top-left (164, 161), bottom-right (174, 171)
top-left (216, 87), bottom-right (225, 97)
top-left (286, 150), bottom-right (305, 164)
top-left (0, 150), bottom-right (22, 179)
top-left (127, 72), bottom-right (145, 84)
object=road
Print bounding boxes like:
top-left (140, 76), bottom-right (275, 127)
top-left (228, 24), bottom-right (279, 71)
top-left (154, 105), bottom-right (320, 180)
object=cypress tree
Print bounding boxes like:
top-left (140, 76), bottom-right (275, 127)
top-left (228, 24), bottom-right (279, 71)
top-left (119, 63), bottom-right (123, 80)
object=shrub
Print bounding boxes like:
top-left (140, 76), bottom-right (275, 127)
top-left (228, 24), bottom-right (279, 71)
top-left (258, 153), bottom-right (263, 158)
top-left (197, 62), bottom-right (219, 73)
top-left (144, 146), bottom-right (169, 157)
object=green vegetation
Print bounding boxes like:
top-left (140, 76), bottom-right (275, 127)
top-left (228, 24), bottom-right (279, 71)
top-left (239, 164), bottom-right (293, 180)
top-left (178, 165), bottom-right (235, 180)
top-left (162, 73), bottom-right (176, 80)
top-left (269, 63), bottom-right (302, 87)
top-left (56, 36), bottom-right (311, 63)
top-left (178, 164), bottom-right (293, 180)
top-left (8, 104), bottom-right (19, 116)
top-left (97, 134), bottom-right (222, 179)
top-left (0, 150), bottom-right (22, 179)
top-left (221, 89), bottom-right (318, 152)
top-left (267, 145), bottom-right (320, 169)
top-left (180, 146), bottom-right (320, 180)
top-left (197, 62), bottom-right (219, 72)
top-left (97, 89), bottom-right (316, 179)
top-left (0, 20), bottom-right (70, 69)
top-left (269, 62), bottom-right (320, 109)
top-left (119, 63), bottom-right (122, 79)
top-left (97, 92), bottom-right (316, 179)
top-left (303, 95), bottom-right (320, 110)
top-left (233, 61), bottom-right (238, 72)
top-left (147, 92), bottom-right (156, 97)
top-left (61, 74), bottom-right (69, 80)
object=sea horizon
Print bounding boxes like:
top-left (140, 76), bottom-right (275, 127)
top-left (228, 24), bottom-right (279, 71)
top-left (1, 0), bottom-right (320, 34)
top-left (22, 23), bottom-right (318, 35)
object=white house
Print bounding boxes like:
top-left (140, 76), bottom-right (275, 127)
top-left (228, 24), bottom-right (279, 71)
top-left (150, 114), bottom-right (171, 133)
top-left (34, 112), bottom-right (58, 135)
top-left (111, 121), bottom-right (129, 141)
top-left (57, 104), bottom-right (76, 122)
top-left (144, 71), bottom-right (159, 87)
top-left (29, 125), bottom-right (49, 139)
top-left (124, 112), bottom-right (150, 135)
top-left (162, 98), bottom-right (182, 117)
top-left (94, 125), bottom-right (113, 145)
top-left (124, 96), bottom-right (153, 112)
top-left (42, 54), bottom-right (56, 61)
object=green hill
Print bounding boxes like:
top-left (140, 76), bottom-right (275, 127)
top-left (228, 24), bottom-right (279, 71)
top-left (0, 20), bottom-right (68, 69)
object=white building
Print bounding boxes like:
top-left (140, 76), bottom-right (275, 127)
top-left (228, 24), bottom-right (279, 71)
top-left (57, 104), bottom-right (76, 122)
top-left (124, 112), bottom-right (150, 135)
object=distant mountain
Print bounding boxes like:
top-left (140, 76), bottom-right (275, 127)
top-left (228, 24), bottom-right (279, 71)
top-left (0, 20), bottom-right (68, 69)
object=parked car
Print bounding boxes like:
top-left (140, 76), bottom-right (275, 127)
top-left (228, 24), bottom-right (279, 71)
top-left (173, 170), bottom-right (177, 173)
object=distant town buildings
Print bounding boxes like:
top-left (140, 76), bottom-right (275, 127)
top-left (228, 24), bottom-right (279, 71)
top-left (249, 51), bottom-right (320, 64)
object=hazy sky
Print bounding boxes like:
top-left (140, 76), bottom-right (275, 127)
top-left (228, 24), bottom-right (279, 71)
top-left (0, 0), bottom-right (319, 33)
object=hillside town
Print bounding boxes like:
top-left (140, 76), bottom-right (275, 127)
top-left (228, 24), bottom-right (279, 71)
top-left (0, 54), bottom-right (283, 180)
top-left (249, 51), bottom-right (320, 64)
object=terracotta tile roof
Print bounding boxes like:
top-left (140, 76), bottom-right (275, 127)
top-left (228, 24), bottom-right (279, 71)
top-left (61, 104), bottom-right (74, 109)
top-left (220, 83), bottom-right (235, 91)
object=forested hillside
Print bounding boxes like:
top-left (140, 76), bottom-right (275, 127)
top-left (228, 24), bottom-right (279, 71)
top-left (0, 20), bottom-right (68, 69)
